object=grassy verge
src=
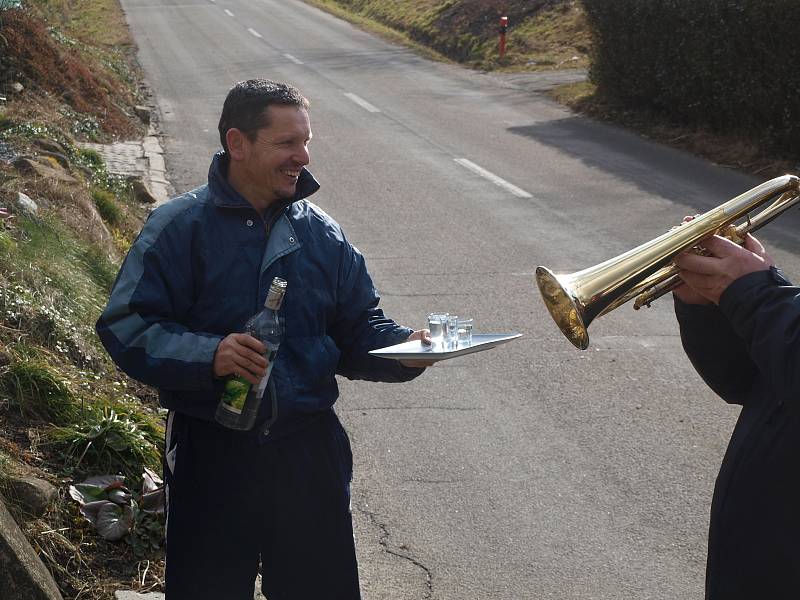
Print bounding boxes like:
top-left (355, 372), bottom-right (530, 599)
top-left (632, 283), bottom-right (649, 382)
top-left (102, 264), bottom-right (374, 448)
top-left (492, 2), bottom-right (589, 71)
top-left (304, 0), bottom-right (455, 63)
top-left (0, 0), bottom-right (165, 596)
top-left (0, 192), bottom-right (165, 596)
top-left (303, 0), bottom-right (590, 71)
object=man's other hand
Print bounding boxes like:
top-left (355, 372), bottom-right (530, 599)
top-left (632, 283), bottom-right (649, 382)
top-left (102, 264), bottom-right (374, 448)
top-left (213, 333), bottom-right (268, 384)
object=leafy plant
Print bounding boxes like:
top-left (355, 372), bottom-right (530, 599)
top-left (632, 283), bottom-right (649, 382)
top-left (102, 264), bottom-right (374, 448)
top-left (69, 468), bottom-right (165, 549)
top-left (91, 188), bottom-right (121, 225)
top-left (51, 408), bottom-right (161, 478)
top-left (71, 147), bottom-right (104, 175)
top-left (6, 121), bottom-right (57, 141)
top-left (71, 116), bottom-right (101, 140)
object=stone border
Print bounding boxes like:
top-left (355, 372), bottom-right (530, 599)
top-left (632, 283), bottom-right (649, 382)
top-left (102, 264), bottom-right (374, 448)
top-left (81, 123), bottom-right (172, 205)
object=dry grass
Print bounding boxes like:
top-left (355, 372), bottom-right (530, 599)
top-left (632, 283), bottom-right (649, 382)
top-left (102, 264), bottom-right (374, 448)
top-left (1, 3), bottom-right (142, 141)
top-left (30, 0), bottom-right (134, 47)
top-left (497, 1), bottom-right (590, 71)
top-left (303, 0), bottom-right (590, 71)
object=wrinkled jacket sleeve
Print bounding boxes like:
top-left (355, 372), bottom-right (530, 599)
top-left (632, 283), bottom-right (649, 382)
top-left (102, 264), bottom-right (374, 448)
top-left (718, 267), bottom-right (800, 404)
top-left (329, 241), bottom-right (423, 382)
top-left (95, 208), bottom-right (223, 391)
top-left (675, 297), bottom-right (758, 405)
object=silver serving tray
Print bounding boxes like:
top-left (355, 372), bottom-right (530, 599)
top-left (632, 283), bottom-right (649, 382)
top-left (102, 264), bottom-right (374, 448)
top-left (369, 333), bottom-right (522, 362)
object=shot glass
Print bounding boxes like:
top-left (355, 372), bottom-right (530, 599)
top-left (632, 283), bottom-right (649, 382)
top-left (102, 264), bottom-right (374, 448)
top-left (446, 315), bottom-right (459, 350)
top-left (427, 312), bottom-right (448, 350)
top-left (457, 318), bottom-right (473, 348)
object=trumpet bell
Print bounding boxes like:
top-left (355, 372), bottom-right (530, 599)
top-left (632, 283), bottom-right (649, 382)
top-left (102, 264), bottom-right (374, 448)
top-left (535, 266), bottom-right (589, 350)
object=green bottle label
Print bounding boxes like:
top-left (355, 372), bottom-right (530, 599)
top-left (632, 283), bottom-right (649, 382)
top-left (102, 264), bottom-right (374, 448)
top-left (220, 376), bottom-right (250, 412)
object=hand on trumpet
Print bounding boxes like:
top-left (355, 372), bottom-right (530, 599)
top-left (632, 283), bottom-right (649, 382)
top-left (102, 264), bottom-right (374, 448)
top-left (674, 232), bottom-right (774, 305)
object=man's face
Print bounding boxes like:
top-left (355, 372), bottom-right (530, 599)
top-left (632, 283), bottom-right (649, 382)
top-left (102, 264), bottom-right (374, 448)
top-left (239, 105), bottom-right (312, 204)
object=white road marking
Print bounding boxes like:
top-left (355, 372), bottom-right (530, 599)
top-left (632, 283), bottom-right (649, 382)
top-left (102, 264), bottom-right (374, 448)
top-left (343, 92), bottom-right (381, 113)
top-left (284, 53), bottom-right (304, 65)
top-left (224, 9), bottom-right (234, 16)
top-left (454, 158), bottom-right (533, 198)
top-left (248, 28), bottom-right (262, 38)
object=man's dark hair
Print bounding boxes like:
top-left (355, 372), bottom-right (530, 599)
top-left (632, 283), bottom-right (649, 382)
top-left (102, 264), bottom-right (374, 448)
top-left (218, 79), bottom-right (309, 153)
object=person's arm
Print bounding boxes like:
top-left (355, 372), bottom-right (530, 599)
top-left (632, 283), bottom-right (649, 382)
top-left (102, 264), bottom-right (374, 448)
top-left (674, 297), bottom-right (758, 404)
top-left (674, 232), bottom-right (799, 402)
top-left (329, 242), bottom-right (426, 382)
top-left (96, 211), bottom-right (224, 391)
top-left (719, 267), bottom-right (800, 402)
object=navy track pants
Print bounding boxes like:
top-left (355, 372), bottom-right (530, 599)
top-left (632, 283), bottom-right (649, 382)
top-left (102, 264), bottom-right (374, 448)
top-left (163, 409), bottom-right (361, 600)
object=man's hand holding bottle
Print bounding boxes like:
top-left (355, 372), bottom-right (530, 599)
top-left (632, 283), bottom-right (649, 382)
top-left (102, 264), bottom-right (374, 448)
top-left (213, 333), bottom-right (269, 385)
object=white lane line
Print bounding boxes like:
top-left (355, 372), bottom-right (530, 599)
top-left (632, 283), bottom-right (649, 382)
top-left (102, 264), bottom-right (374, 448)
top-left (343, 92), bottom-right (381, 113)
top-left (248, 28), bottom-right (262, 38)
top-left (224, 8), bottom-right (234, 16)
top-left (454, 158), bottom-right (533, 198)
top-left (284, 53), bottom-right (304, 65)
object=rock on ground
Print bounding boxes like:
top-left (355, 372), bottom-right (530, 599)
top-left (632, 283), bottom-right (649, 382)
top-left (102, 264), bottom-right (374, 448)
top-left (0, 496), bottom-right (63, 600)
top-left (8, 477), bottom-right (57, 518)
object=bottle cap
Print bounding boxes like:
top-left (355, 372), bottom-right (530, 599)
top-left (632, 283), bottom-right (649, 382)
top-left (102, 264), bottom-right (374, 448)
top-left (265, 277), bottom-right (288, 309)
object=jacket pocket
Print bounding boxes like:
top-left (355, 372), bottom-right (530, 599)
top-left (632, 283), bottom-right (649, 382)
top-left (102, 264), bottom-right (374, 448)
top-left (282, 335), bottom-right (341, 394)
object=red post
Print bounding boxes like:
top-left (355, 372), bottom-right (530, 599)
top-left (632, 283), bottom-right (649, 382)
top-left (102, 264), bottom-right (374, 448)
top-left (499, 16), bottom-right (508, 59)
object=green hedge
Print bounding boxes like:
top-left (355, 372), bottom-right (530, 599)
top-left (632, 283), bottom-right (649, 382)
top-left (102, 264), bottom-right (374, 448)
top-left (581, 0), bottom-right (800, 156)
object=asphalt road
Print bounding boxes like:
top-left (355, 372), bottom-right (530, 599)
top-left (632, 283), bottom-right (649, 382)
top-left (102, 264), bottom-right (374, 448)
top-left (119, 1), bottom-right (800, 598)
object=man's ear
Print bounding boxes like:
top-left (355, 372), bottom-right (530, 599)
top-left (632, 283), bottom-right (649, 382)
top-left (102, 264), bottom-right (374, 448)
top-left (226, 128), bottom-right (248, 161)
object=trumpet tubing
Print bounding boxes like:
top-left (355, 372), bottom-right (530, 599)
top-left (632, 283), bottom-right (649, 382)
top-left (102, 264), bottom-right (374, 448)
top-left (536, 175), bottom-right (800, 350)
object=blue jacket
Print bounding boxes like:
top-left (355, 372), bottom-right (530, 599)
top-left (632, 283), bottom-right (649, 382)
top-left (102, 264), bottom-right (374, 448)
top-left (675, 266), bottom-right (800, 599)
top-left (97, 153), bottom-right (421, 436)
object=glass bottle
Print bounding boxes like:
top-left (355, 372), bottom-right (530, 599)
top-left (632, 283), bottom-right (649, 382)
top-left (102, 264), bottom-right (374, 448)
top-left (214, 277), bottom-right (287, 430)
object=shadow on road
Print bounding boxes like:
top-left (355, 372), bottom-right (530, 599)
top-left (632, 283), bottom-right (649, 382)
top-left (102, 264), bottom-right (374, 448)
top-left (507, 116), bottom-right (800, 258)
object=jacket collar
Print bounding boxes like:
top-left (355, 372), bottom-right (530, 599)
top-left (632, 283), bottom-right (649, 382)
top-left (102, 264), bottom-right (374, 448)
top-left (208, 151), bottom-right (320, 210)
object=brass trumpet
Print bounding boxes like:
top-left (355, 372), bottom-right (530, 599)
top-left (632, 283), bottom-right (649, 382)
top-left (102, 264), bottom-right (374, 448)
top-left (536, 175), bottom-right (800, 350)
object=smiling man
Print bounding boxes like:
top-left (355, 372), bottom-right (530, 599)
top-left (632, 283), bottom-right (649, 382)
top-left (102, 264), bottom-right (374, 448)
top-left (96, 79), bottom-right (431, 599)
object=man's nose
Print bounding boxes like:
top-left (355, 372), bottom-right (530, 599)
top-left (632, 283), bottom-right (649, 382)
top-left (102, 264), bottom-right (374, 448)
top-left (294, 145), bottom-right (310, 166)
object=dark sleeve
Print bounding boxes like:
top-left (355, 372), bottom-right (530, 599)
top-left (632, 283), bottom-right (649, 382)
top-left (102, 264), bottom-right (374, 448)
top-left (674, 296), bottom-right (758, 405)
top-left (718, 267), bottom-right (800, 404)
top-left (329, 241), bottom-right (424, 383)
top-left (95, 210), bottom-right (223, 391)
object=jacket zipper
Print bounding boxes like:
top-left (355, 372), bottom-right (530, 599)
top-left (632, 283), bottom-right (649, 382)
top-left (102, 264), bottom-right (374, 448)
top-left (257, 201), bottom-right (291, 438)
